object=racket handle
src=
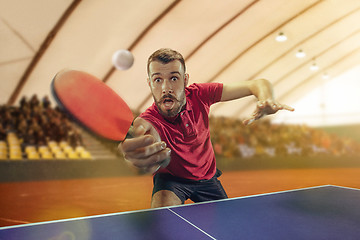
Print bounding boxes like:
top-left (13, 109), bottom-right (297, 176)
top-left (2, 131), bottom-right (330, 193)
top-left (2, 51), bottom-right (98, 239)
top-left (125, 125), bottom-right (134, 139)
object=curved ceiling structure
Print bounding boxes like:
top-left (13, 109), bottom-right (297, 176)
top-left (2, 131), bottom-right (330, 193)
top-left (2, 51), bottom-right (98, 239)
top-left (1, 0), bottom-right (360, 121)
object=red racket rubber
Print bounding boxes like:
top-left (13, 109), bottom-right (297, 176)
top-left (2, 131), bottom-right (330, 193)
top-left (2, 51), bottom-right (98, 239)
top-left (51, 69), bottom-right (133, 141)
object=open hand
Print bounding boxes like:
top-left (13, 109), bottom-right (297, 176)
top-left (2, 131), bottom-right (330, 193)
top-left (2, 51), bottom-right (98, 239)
top-left (243, 99), bottom-right (294, 125)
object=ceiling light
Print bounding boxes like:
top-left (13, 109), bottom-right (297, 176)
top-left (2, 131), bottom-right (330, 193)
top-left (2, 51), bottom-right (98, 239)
top-left (310, 62), bottom-right (319, 71)
top-left (276, 32), bottom-right (287, 42)
top-left (295, 49), bottom-right (306, 58)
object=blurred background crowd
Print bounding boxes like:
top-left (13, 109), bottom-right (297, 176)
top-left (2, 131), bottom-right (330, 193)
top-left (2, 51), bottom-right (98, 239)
top-left (210, 117), bottom-right (360, 159)
top-left (1, 94), bottom-right (359, 160)
top-left (0, 94), bottom-right (86, 160)
top-left (0, 94), bottom-right (83, 148)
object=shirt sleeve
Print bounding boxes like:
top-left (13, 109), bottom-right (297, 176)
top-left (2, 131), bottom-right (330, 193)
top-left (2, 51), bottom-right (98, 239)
top-left (189, 82), bottom-right (223, 106)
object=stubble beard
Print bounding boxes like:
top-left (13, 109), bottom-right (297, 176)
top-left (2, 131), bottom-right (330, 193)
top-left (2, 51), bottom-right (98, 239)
top-left (153, 91), bottom-right (186, 118)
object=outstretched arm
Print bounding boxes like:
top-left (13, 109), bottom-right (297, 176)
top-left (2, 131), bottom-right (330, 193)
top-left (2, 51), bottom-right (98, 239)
top-left (221, 79), bottom-right (294, 125)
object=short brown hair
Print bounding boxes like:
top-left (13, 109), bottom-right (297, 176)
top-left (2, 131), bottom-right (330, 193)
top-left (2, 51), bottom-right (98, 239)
top-left (147, 48), bottom-right (186, 75)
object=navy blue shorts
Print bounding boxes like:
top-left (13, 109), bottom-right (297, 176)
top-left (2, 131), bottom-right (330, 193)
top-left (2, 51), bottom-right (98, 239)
top-left (152, 169), bottom-right (228, 204)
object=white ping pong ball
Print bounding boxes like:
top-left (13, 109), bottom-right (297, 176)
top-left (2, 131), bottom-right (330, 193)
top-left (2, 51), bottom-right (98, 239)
top-left (112, 49), bottom-right (134, 70)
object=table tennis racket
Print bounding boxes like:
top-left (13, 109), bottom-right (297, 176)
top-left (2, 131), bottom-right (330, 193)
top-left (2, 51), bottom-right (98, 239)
top-left (51, 69), bottom-right (169, 170)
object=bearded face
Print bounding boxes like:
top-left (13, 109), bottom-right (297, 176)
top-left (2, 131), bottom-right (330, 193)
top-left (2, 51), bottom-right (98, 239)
top-left (147, 60), bottom-right (188, 118)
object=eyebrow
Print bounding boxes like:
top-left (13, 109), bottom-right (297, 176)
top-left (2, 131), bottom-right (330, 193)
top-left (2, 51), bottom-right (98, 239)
top-left (171, 71), bottom-right (181, 75)
top-left (150, 71), bottom-right (181, 78)
top-left (150, 72), bottom-right (161, 78)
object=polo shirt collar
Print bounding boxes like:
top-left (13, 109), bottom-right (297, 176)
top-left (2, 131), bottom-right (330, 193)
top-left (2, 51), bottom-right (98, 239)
top-left (162, 100), bottom-right (192, 123)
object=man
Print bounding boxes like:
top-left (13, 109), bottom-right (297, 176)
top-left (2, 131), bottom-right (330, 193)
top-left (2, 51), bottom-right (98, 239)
top-left (119, 48), bottom-right (293, 208)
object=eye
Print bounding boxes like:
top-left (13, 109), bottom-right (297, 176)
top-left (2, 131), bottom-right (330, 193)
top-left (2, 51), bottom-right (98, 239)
top-left (171, 76), bottom-right (178, 81)
top-left (154, 78), bottom-right (162, 83)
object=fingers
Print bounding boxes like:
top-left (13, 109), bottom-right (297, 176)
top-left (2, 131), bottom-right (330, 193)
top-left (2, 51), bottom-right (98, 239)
top-left (118, 117), bottom-right (171, 174)
top-left (242, 111), bottom-right (264, 125)
top-left (258, 100), bottom-right (294, 113)
top-left (120, 135), bottom-right (155, 152)
top-left (243, 100), bottom-right (294, 125)
top-left (282, 104), bottom-right (295, 112)
top-left (119, 136), bottom-right (171, 163)
top-left (127, 147), bottom-right (171, 174)
top-left (124, 140), bottom-right (167, 160)
top-left (257, 100), bottom-right (278, 112)
top-left (130, 148), bottom-right (171, 168)
top-left (242, 118), bottom-right (255, 126)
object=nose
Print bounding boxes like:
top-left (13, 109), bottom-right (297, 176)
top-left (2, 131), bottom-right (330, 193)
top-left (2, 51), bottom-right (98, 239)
top-left (162, 80), bottom-right (173, 94)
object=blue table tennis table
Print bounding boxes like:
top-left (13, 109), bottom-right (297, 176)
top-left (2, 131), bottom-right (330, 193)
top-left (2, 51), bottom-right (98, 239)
top-left (0, 185), bottom-right (359, 240)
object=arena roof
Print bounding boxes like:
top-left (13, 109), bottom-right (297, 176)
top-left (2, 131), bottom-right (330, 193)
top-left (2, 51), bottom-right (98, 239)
top-left (1, 0), bottom-right (360, 123)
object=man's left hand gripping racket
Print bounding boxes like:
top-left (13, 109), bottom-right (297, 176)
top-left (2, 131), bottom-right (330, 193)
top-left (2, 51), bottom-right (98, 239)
top-left (51, 69), bottom-right (169, 170)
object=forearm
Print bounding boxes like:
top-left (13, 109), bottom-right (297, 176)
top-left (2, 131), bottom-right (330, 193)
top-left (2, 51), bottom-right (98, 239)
top-left (220, 78), bottom-right (293, 125)
top-left (248, 78), bottom-right (274, 101)
top-left (220, 78), bottom-right (274, 102)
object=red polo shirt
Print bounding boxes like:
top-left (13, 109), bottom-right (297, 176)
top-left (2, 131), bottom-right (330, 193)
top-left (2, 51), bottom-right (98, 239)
top-left (140, 83), bottom-right (223, 180)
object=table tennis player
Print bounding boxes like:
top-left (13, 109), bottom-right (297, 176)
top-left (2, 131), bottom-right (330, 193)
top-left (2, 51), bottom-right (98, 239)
top-left (118, 48), bottom-right (294, 208)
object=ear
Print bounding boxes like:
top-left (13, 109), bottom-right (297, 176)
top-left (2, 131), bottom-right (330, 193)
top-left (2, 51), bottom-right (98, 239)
top-left (147, 78), bottom-right (151, 87)
top-left (184, 73), bottom-right (189, 87)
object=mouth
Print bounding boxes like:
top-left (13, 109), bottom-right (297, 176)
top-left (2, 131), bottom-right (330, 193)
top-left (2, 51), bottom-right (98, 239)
top-left (162, 98), bottom-right (175, 110)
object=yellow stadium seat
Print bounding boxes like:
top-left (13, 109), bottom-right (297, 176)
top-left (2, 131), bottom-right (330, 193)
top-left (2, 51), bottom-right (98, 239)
top-left (25, 146), bottom-right (36, 154)
top-left (0, 141), bottom-right (6, 147)
top-left (10, 151), bottom-right (21, 158)
top-left (75, 146), bottom-right (85, 154)
top-left (48, 141), bottom-right (59, 152)
top-left (0, 147), bottom-right (7, 154)
top-left (67, 151), bottom-right (79, 159)
top-left (10, 152), bottom-right (22, 160)
top-left (50, 146), bottom-right (62, 154)
top-left (10, 145), bottom-right (21, 152)
top-left (54, 151), bottom-right (66, 159)
top-left (8, 142), bottom-right (21, 150)
top-left (0, 146), bottom-right (7, 158)
top-left (0, 151), bottom-right (7, 160)
top-left (27, 152), bottom-right (40, 160)
top-left (8, 138), bottom-right (19, 144)
top-left (7, 133), bottom-right (20, 145)
top-left (80, 150), bottom-right (92, 159)
top-left (38, 146), bottom-right (50, 154)
top-left (48, 141), bottom-right (58, 147)
top-left (59, 141), bottom-right (69, 149)
top-left (63, 146), bottom-right (74, 154)
top-left (26, 146), bottom-right (40, 159)
top-left (41, 151), bottom-right (53, 159)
